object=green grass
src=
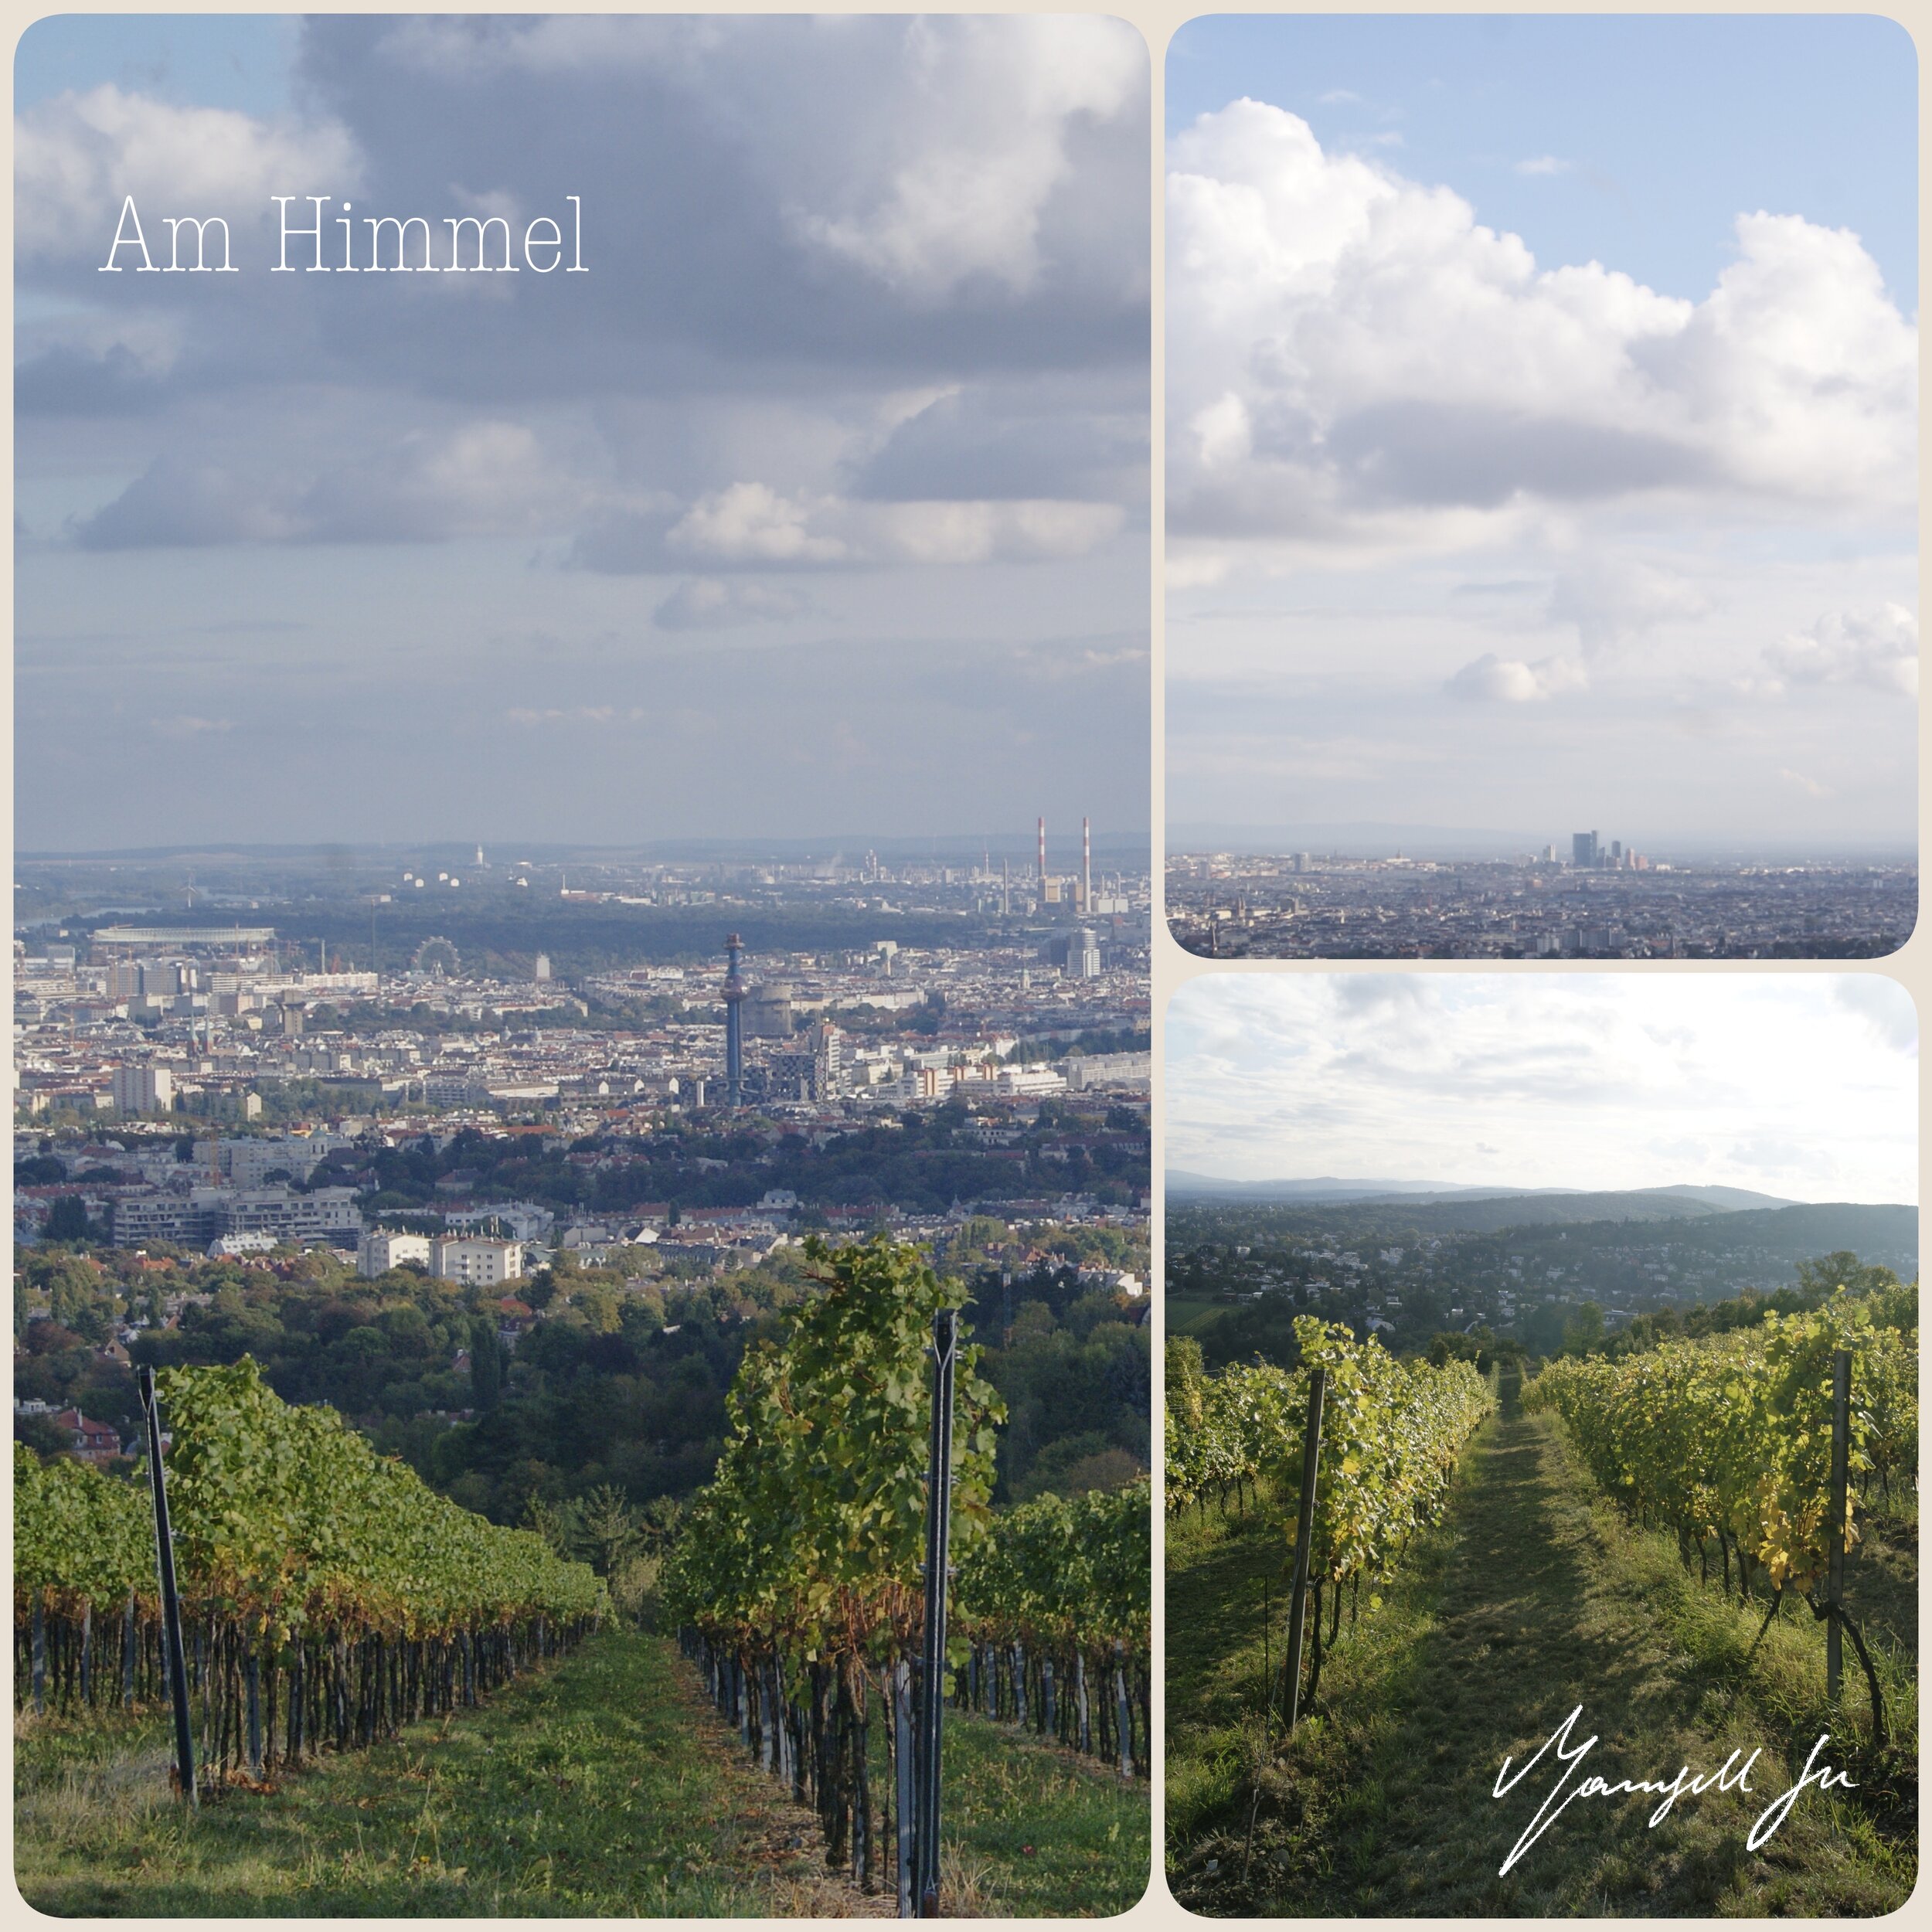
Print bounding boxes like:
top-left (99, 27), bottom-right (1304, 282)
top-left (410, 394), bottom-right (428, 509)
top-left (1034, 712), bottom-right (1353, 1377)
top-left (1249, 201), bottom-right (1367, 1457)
top-left (1162, 1300), bottom-right (1223, 1335)
top-left (15, 1628), bottom-right (1148, 1917)
top-left (1164, 1457), bottom-right (1464, 1906)
top-left (1166, 1387), bottom-right (1918, 1917)
top-left (15, 1631), bottom-right (826, 1917)
top-left (872, 1706), bottom-right (1150, 1917)
top-left (1843, 1495), bottom-right (1917, 1663)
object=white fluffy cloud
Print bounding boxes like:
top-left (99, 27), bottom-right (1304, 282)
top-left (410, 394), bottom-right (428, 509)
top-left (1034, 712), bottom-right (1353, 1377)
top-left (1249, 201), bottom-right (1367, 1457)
top-left (15, 83), bottom-right (361, 266)
top-left (1763, 604), bottom-right (1919, 699)
top-left (791, 15), bottom-right (1147, 301)
top-left (1167, 100), bottom-right (1917, 553)
top-left (664, 481), bottom-right (1123, 568)
top-left (1445, 652), bottom-right (1587, 703)
top-left (666, 482), bottom-right (849, 565)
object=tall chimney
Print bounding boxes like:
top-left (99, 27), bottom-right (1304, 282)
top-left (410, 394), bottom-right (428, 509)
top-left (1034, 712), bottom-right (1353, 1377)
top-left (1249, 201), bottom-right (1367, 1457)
top-left (1037, 816), bottom-right (1046, 887)
top-left (1083, 817), bottom-right (1091, 910)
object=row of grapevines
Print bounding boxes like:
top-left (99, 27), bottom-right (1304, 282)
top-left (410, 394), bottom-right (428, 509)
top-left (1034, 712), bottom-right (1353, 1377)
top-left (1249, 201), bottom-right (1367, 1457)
top-left (14, 1444), bottom-right (153, 1613)
top-left (157, 1359), bottom-right (606, 1634)
top-left (1165, 1319), bottom-right (1492, 1701)
top-left (662, 1236), bottom-right (1151, 1897)
top-left (1524, 1297), bottom-right (1917, 1595)
top-left (1159, 1321), bottom-right (1492, 1716)
top-left (12, 1447), bottom-right (165, 1717)
top-left (1165, 1349), bottom-right (1301, 1515)
top-left (1523, 1292), bottom-right (1916, 1736)
top-left (1167, 1319), bottom-right (1492, 1566)
top-left (14, 1360), bottom-right (607, 1794)
top-left (955, 1481), bottom-right (1152, 1774)
top-left (664, 1236), bottom-right (1003, 1893)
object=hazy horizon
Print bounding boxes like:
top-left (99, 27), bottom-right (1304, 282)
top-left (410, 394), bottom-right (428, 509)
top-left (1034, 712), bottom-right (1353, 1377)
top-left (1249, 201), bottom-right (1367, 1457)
top-left (1163, 820), bottom-right (1919, 862)
top-left (15, 825), bottom-right (1154, 865)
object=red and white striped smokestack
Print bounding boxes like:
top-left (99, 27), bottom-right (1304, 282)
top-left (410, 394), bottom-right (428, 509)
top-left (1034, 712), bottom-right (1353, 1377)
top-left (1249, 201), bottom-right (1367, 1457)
top-left (1083, 817), bottom-right (1091, 907)
top-left (1037, 816), bottom-right (1046, 886)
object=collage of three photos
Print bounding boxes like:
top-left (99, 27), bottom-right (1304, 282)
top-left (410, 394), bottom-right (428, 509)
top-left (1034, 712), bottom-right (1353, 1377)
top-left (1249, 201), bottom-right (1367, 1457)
top-left (11, 10), bottom-right (1919, 1920)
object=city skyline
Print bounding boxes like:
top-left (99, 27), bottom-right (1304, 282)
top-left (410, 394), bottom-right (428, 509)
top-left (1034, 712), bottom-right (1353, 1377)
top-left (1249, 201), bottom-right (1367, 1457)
top-left (1166, 15), bottom-right (1917, 849)
top-left (15, 14), bottom-right (1151, 852)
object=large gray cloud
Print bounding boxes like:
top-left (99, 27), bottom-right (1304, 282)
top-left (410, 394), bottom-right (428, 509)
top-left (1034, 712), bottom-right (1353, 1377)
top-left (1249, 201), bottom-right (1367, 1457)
top-left (19, 15), bottom-right (1149, 550)
top-left (21, 17), bottom-right (1148, 400)
top-left (15, 16), bottom-right (1150, 849)
top-left (1322, 403), bottom-right (1710, 512)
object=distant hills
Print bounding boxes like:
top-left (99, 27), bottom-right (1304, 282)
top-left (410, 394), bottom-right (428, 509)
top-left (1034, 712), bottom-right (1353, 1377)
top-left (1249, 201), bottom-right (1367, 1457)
top-left (1350, 1195), bottom-right (1898, 1238)
top-left (1165, 1175), bottom-right (1917, 1255)
top-left (1647, 1185), bottom-right (1801, 1211)
top-left (1164, 1174), bottom-right (1797, 1215)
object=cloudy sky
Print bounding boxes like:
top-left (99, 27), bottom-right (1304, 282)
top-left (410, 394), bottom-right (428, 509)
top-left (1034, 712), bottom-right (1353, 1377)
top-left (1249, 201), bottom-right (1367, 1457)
top-left (1167, 972), bottom-right (1919, 1204)
top-left (15, 14), bottom-right (1149, 852)
top-left (1165, 15), bottom-right (1917, 853)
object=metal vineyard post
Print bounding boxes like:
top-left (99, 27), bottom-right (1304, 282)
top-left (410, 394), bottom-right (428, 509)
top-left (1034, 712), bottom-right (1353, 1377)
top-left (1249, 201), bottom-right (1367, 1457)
top-left (138, 1365), bottom-right (197, 1809)
top-left (1281, 1366), bottom-right (1326, 1734)
top-left (914, 1307), bottom-right (957, 1917)
top-left (1826, 1348), bottom-right (1850, 1701)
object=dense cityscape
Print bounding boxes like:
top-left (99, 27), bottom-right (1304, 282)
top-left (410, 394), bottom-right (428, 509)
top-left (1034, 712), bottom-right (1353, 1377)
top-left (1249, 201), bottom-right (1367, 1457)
top-left (13, 837), bottom-right (1153, 1542)
top-left (15, 838), bottom-right (1151, 1261)
top-left (1167, 844), bottom-right (1917, 958)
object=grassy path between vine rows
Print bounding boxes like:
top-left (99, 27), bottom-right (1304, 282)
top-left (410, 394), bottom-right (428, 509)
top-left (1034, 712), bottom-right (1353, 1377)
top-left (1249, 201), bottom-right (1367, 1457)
top-left (15, 1628), bottom-right (1149, 1917)
top-left (1167, 1379), bottom-right (1917, 1917)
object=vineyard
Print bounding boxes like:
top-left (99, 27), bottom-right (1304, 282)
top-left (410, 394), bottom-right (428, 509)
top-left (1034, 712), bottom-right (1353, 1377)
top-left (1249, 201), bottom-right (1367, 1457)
top-left (665, 1236), bottom-right (1151, 1900)
top-left (15, 1235), bottom-right (1149, 1915)
top-left (1525, 1287), bottom-right (1919, 1736)
top-left (956, 1481), bottom-right (1151, 1776)
top-left (14, 1361), bottom-right (606, 1794)
top-left (1166, 1317), bottom-right (1491, 1703)
top-left (1168, 1278), bottom-right (1918, 1915)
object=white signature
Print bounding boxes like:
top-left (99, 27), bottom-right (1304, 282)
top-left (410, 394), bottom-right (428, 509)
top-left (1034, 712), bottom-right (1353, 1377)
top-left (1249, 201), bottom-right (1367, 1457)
top-left (1492, 1706), bottom-right (1856, 1875)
